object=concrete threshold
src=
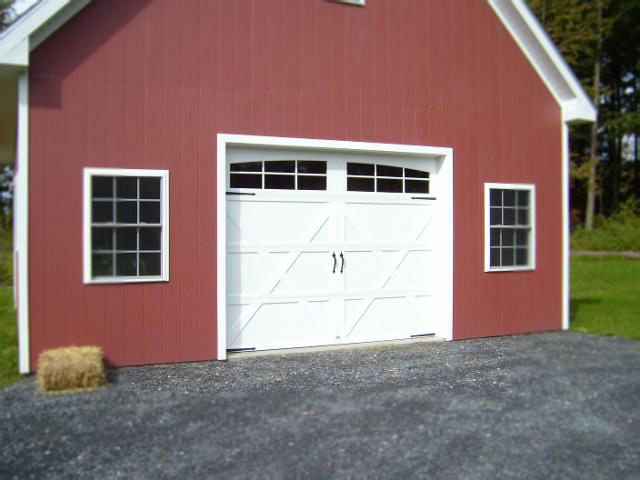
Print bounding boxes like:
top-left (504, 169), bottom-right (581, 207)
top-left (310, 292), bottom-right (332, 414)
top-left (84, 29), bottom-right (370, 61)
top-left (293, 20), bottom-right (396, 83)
top-left (227, 335), bottom-right (445, 361)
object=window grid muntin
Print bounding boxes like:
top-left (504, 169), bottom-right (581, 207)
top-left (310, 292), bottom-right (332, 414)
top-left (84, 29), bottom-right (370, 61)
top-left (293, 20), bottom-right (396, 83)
top-left (229, 160), bottom-right (327, 191)
top-left (487, 186), bottom-right (533, 270)
top-left (90, 175), bottom-right (163, 279)
top-left (346, 162), bottom-right (430, 193)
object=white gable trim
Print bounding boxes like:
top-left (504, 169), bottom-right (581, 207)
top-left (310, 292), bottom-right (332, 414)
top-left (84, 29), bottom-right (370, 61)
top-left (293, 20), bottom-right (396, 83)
top-left (489, 0), bottom-right (596, 124)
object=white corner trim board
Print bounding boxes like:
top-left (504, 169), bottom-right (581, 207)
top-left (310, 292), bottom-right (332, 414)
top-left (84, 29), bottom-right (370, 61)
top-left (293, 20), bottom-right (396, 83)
top-left (562, 124), bottom-right (570, 330)
top-left (15, 71), bottom-right (29, 373)
top-left (216, 134), bottom-right (454, 360)
top-left (216, 136), bottom-right (227, 360)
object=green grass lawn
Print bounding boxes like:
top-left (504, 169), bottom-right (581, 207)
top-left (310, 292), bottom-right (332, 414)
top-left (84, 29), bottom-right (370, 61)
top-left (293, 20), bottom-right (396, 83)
top-left (570, 256), bottom-right (640, 339)
top-left (0, 286), bottom-right (20, 388)
top-left (571, 208), bottom-right (640, 251)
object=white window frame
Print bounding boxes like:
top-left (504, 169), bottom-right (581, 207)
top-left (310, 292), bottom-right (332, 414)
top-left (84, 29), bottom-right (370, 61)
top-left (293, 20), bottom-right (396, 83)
top-left (484, 183), bottom-right (536, 272)
top-left (331, 0), bottom-right (365, 6)
top-left (83, 168), bottom-right (170, 284)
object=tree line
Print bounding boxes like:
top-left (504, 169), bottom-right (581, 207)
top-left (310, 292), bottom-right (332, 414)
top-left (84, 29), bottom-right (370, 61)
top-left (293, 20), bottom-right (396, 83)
top-left (528, 0), bottom-right (640, 230)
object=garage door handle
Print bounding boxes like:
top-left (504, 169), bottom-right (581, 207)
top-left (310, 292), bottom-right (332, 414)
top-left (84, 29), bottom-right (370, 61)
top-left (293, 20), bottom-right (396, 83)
top-left (332, 252), bottom-right (337, 274)
top-left (340, 252), bottom-right (344, 274)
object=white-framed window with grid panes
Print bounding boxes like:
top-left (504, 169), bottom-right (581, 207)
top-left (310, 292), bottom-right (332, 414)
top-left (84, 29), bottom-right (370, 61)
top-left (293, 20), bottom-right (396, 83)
top-left (484, 183), bottom-right (535, 272)
top-left (83, 168), bottom-right (169, 283)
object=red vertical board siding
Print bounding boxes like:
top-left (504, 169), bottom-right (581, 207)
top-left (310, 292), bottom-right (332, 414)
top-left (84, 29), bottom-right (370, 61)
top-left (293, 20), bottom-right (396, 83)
top-left (28, 0), bottom-right (563, 370)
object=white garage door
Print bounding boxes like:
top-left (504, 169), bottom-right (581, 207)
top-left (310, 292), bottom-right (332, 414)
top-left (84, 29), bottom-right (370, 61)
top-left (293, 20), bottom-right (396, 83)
top-left (225, 146), bottom-right (444, 352)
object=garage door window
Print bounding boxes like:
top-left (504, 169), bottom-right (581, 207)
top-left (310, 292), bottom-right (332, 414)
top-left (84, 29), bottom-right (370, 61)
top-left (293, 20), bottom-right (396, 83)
top-left (346, 163), bottom-right (430, 193)
top-left (230, 160), bottom-right (327, 191)
top-left (484, 183), bottom-right (535, 272)
top-left (83, 168), bottom-right (169, 283)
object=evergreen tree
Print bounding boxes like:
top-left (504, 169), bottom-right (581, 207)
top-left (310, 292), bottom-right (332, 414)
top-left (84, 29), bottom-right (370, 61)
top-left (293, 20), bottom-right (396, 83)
top-left (528, 0), bottom-right (607, 230)
top-left (600, 0), bottom-right (640, 209)
top-left (528, 0), bottom-right (640, 226)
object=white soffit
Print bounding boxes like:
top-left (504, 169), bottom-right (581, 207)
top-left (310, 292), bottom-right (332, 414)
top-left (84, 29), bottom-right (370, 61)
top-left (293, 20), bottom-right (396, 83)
top-left (0, 0), bottom-right (90, 67)
top-left (488, 0), bottom-right (596, 124)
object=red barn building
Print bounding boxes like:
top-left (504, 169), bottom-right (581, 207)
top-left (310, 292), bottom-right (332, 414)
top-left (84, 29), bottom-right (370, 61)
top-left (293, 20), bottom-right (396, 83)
top-left (0, 0), bottom-right (594, 373)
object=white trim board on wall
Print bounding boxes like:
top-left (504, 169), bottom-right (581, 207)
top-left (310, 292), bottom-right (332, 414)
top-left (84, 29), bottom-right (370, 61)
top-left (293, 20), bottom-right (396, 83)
top-left (15, 71), bottom-right (29, 373)
top-left (561, 124), bottom-right (570, 330)
top-left (216, 134), bottom-right (454, 360)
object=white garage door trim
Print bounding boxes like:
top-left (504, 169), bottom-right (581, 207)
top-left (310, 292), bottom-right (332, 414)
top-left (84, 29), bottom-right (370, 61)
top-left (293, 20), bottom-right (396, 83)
top-left (216, 134), bottom-right (454, 360)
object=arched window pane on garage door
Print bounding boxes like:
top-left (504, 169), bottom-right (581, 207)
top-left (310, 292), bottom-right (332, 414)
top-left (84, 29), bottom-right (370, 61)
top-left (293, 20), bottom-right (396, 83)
top-left (346, 163), bottom-right (430, 193)
top-left (229, 160), bottom-right (327, 191)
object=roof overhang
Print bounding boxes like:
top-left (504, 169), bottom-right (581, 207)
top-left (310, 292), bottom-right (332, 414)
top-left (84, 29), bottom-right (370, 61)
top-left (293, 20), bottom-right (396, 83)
top-left (0, 0), bottom-right (91, 164)
top-left (0, 0), bottom-right (90, 69)
top-left (489, 0), bottom-right (596, 124)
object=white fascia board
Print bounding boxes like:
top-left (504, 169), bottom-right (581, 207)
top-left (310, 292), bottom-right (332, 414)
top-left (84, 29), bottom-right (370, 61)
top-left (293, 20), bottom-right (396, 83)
top-left (562, 98), bottom-right (597, 124)
top-left (0, 0), bottom-right (91, 67)
top-left (0, 38), bottom-right (28, 67)
top-left (488, 0), bottom-right (596, 124)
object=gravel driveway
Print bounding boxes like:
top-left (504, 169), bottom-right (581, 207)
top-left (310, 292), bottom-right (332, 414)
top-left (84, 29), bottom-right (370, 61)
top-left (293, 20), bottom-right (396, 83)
top-left (1, 332), bottom-right (639, 479)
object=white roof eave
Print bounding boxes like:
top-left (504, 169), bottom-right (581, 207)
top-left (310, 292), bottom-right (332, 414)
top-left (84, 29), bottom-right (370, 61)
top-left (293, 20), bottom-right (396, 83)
top-left (0, 0), bottom-right (90, 68)
top-left (489, 0), bottom-right (596, 124)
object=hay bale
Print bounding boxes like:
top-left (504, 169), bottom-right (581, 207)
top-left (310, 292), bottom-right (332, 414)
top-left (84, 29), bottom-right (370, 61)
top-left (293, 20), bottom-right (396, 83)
top-left (37, 346), bottom-right (106, 393)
